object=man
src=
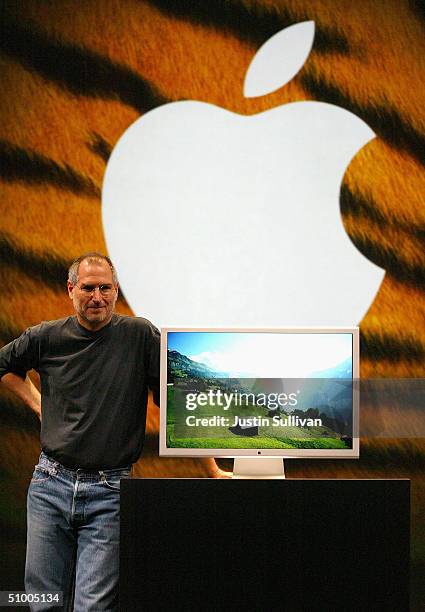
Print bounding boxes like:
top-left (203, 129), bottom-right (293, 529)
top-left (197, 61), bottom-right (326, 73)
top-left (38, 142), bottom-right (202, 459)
top-left (0, 253), bottom-right (160, 611)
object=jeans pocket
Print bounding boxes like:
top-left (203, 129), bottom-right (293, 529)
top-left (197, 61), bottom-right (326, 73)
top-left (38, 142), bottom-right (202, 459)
top-left (30, 466), bottom-right (51, 484)
top-left (102, 478), bottom-right (120, 491)
top-left (101, 470), bottom-right (130, 491)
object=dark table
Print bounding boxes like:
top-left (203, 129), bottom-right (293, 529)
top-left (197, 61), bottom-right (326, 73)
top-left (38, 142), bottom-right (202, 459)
top-left (120, 478), bottom-right (410, 611)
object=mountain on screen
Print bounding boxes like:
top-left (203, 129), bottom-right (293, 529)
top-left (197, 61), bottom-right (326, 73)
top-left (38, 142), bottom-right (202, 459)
top-left (168, 350), bottom-right (228, 380)
top-left (310, 357), bottom-right (352, 379)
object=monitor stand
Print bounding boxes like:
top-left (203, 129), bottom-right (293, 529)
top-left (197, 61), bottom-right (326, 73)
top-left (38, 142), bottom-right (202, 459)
top-left (232, 457), bottom-right (285, 479)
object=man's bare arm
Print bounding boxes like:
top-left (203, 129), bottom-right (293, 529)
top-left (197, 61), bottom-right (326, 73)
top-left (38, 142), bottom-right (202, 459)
top-left (1, 372), bottom-right (42, 420)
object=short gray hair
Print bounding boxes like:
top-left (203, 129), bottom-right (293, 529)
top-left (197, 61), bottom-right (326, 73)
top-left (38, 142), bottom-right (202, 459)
top-left (68, 252), bottom-right (118, 286)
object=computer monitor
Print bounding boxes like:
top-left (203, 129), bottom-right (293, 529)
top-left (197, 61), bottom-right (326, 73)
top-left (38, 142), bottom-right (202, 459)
top-left (160, 327), bottom-right (359, 478)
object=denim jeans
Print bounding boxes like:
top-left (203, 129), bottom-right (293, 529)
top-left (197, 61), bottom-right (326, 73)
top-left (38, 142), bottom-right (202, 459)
top-left (25, 452), bottom-right (131, 611)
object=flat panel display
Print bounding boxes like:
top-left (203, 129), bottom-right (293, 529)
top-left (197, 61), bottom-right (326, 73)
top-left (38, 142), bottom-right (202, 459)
top-left (160, 328), bottom-right (359, 458)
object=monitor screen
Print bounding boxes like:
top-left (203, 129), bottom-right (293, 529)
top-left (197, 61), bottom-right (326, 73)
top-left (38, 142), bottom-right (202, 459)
top-left (160, 328), bottom-right (359, 458)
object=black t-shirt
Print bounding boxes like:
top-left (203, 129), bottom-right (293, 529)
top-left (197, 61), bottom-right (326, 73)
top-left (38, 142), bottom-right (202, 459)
top-left (0, 314), bottom-right (160, 469)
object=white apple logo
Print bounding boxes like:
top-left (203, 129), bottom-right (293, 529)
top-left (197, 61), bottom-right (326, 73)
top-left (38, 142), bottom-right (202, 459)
top-left (102, 21), bottom-right (384, 327)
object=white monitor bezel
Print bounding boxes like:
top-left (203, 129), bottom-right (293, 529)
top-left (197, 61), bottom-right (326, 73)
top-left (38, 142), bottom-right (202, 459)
top-left (159, 327), bottom-right (359, 459)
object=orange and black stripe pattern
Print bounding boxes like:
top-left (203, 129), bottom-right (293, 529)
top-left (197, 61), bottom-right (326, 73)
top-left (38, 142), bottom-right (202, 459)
top-left (0, 7), bottom-right (424, 603)
top-left (0, 0), bottom-right (424, 466)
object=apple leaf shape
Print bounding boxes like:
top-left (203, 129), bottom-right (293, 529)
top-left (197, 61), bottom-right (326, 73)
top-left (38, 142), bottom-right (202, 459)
top-left (244, 21), bottom-right (315, 98)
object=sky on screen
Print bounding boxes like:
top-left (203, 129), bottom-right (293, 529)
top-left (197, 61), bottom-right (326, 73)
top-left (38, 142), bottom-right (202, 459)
top-left (168, 332), bottom-right (352, 378)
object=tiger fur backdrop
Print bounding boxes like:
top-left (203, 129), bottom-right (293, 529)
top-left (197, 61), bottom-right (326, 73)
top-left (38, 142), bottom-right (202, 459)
top-left (0, 0), bottom-right (424, 605)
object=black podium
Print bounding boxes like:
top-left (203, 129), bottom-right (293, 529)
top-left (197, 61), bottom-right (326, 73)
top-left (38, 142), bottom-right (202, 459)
top-left (120, 479), bottom-right (410, 611)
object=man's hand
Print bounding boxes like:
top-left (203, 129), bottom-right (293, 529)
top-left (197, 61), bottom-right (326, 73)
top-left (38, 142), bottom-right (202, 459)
top-left (1, 372), bottom-right (42, 420)
top-left (207, 458), bottom-right (232, 479)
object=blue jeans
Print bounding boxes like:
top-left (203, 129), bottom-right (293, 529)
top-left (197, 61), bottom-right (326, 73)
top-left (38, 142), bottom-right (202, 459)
top-left (25, 452), bottom-right (131, 611)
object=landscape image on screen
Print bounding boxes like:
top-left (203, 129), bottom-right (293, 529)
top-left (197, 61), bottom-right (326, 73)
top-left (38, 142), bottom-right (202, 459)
top-left (166, 332), bottom-right (354, 450)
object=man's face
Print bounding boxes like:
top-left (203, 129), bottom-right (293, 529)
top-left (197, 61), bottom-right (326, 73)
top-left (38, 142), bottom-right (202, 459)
top-left (67, 260), bottom-right (118, 331)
